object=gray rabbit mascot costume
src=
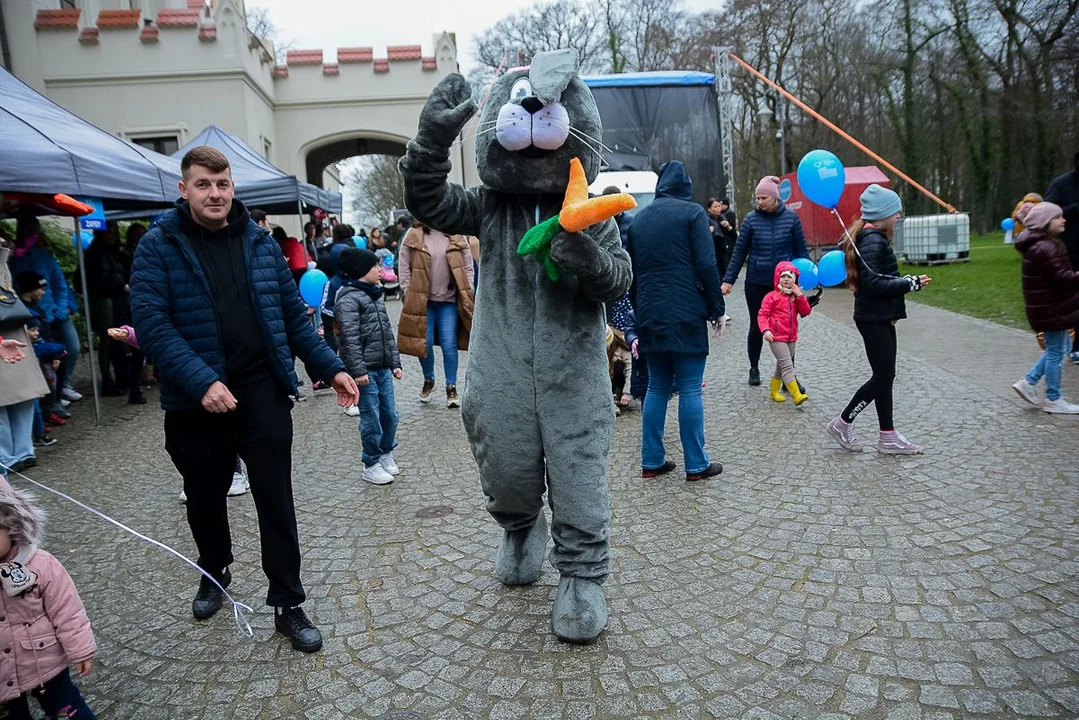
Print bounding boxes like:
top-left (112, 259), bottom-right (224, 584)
top-left (400, 49), bottom-right (632, 643)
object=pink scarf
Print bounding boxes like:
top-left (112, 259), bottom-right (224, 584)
top-left (12, 233), bottom-right (39, 258)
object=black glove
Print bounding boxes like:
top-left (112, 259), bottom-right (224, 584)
top-left (903, 274), bottom-right (923, 292)
top-left (807, 288), bottom-right (823, 307)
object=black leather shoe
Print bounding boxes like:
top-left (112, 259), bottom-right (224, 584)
top-left (275, 606), bottom-right (323, 653)
top-left (749, 367), bottom-right (761, 386)
top-left (192, 567), bottom-right (230, 620)
top-left (686, 462), bottom-right (723, 482)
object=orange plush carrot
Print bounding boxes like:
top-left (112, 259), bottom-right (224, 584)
top-left (559, 158), bottom-right (637, 232)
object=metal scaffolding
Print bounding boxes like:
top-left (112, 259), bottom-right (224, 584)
top-left (712, 46), bottom-right (736, 214)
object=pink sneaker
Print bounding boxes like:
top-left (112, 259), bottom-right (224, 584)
top-left (878, 430), bottom-right (923, 455)
top-left (826, 416), bottom-right (863, 452)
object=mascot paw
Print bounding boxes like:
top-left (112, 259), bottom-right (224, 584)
top-left (552, 576), bottom-right (608, 644)
top-left (495, 513), bottom-right (548, 586)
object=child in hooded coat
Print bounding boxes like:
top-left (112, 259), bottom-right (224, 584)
top-left (758, 260), bottom-right (812, 405)
top-left (0, 482), bottom-right (97, 718)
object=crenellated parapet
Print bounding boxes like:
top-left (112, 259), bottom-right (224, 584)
top-left (270, 43), bottom-right (447, 80)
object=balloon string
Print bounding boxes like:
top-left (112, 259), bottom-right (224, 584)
top-left (829, 208), bottom-right (897, 281)
top-left (1, 466), bottom-right (254, 638)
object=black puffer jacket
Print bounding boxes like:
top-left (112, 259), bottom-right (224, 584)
top-left (852, 228), bottom-right (914, 323)
top-left (335, 282), bottom-right (401, 377)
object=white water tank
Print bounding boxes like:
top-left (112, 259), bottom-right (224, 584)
top-left (895, 213), bottom-right (970, 264)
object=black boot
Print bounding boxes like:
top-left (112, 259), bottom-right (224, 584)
top-left (192, 567), bottom-right (231, 620)
top-left (748, 367), bottom-right (761, 386)
top-left (686, 462), bottom-right (723, 482)
top-left (128, 388), bottom-right (147, 405)
top-left (275, 605), bottom-right (323, 653)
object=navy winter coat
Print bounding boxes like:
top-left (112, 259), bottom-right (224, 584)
top-left (130, 201), bottom-right (345, 411)
top-left (627, 160), bottom-right (725, 355)
top-left (723, 203), bottom-right (809, 287)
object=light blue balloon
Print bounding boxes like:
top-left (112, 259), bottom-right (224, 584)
top-left (299, 269), bottom-right (329, 307)
top-left (817, 250), bottom-right (847, 287)
top-left (71, 231), bottom-right (93, 250)
top-left (353, 236), bottom-right (368, 249)
top-left (1000, 218), bottom-right (1015, 231)
top-left (797, 149), bottom-right (846, 209)
top-left (792, 257), bottom-right (819, 290)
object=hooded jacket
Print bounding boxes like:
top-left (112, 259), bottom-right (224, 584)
top-left (723, 203), bottom-right (809, 288)
top-left (1015, 228), bottom-right (1079, 332)
top-left (335, 282), bottom-right (402, 377)
top-left (627, 161), bottom-right (725, 355)
top-left (130, 199), bottom-right (345, 410)
top-left (0, 485), bottom-right (95, 703)
top-left (757, 261), bottom-right (812, 343)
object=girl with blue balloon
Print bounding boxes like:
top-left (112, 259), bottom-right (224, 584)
top-left (721, 176), bottom-right (810, 386)
top-left (824, 184), bottom-right (931, 455)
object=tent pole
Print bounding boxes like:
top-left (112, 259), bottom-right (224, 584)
top-left (75, 236), bottom-right (101, 426)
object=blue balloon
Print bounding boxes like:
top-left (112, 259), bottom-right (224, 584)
top-left (353, 236), bottom-right (368, 249)
top-left (299, 269), bottom-right (329, 307)
top-left (797, 149), bottom-right (846, 208)
top-left (792, 257), bottom-right (819, 290)
top-left (381, 254), bottom-right (394, 267)
top-left (1000, 218), bottom-right (1015, 231)
top-left (71, 230), bottom-right (93, 250)
top-left (817, 250), bottom-right (847, 287)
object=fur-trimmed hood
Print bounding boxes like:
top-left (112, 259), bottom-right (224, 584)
top-left (0, 482), bottom-right (45, 560)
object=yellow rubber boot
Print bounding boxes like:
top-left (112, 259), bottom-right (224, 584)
top-left (786, 380), bottom-right (809, 406)
top-left (769, 378), bottom-right (786, 402)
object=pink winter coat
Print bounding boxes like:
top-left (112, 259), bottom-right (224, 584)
top-left (0, 546), bottom-right (96, 701)
top-left (757, 260), bottom-right (812, 343)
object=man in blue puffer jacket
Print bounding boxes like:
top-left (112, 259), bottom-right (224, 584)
top-left (130, 146), bottom-right (359, 654)
top-left (722, 176), bottom-right (810, 386)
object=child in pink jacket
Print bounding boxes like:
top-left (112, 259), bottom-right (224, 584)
top-left (758, 260), bottom-right (812, 406)
top-left (0, 482), bottom-right (97, 718)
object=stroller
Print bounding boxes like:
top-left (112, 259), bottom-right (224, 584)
top-left (379, 254), bottom-right (401, 300)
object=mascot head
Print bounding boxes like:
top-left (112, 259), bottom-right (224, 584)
top-left (477, 49), bottom-right (604, 195)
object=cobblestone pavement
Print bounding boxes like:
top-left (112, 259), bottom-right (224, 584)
top-left (14, 291), bottom-right (1079, 719)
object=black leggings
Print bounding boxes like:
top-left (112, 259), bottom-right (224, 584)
top-left (842, 321), bottom-right (897, 430)
top-left (744, 282), bottom-right (773, 369)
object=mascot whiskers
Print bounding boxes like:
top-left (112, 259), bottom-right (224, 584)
top-left (400, 49), bottom-right (634, 643)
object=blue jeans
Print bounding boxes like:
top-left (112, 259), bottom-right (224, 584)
top-left (1026, 330), bottom-right (1068, 401)
top-left (359, 368), bottom-right (400, 466)
top-left (419, 301), bottom-right (459, 385)
top-left (2, 668), bottom-right (97, 719)
top-left (0, 400), bottom-right (35, 474)
top-left (51, 316), bottom-right (80, 383)
top-left (641, 352), bottom-right (710, 474)
top-left (32, 399), bottom-right (45, 440)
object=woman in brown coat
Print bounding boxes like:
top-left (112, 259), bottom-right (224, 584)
top-left (0, 240), bottom-right (49, 476)
top-left (398, 224), bottom-right (474, 407)
top-left (1011, 202), bottom-right (1079, 414)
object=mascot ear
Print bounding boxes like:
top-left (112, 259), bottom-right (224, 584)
top-left (529, 49), bottom-right (580, 105)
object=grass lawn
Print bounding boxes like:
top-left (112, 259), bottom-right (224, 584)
top-left (899, 232), bottom-right (1029, 330)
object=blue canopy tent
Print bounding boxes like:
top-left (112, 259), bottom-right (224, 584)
top-left (0, 66), bottom-right (182, 211)
top-left (172, 125), bottom-right (342, 215)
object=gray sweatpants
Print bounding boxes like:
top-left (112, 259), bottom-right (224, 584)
top-left (769, 341), bottom-right (797, 384)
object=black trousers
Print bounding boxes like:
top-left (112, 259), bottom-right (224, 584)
top-left (164, 377), bottom-right (304, 606)
top-left (842, 321), bottom-right (898, 430)
top-left (744, 281), bottom-right (773, 369)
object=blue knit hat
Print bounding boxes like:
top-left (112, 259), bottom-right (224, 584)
top-left (860, 184), bottom-right (902, 221)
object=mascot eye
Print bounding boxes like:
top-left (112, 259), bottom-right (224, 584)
top-left (510, 78), bottom-right (533, 102)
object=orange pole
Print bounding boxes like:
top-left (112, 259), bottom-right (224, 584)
top-left (730, 52), bottom-right (958, 214)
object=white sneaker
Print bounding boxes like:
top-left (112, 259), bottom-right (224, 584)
top-left (1012, 378), bottom-right (1040, 406)
top-left (179, 489), bottom-right (187, 503)
top-left (228, 472), bottom-right (249, 496)
top-left (60, 399), bottom-right (71, 409)
top-left (379, 454), bottom-right (400, 476)
top-left (62, 386), bottom-right (83, 402)
top-left (362, 464), bottom-right (395, 485)
top-left (342, 405), bottom-right (360, 417)
top-left (1043, 397), bottom-right (1079, 414)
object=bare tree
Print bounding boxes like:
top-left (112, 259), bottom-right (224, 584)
top-left (472, 0), bottom-right (607, 75)
top-left (341, 156), bottom-right (405, 231)
top-left (245, 4), bottom-right (293, 64)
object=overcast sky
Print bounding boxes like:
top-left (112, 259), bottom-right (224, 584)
top-left (248, 0), bottom-right (715, 76)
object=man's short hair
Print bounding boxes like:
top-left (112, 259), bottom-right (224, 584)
top-left (602, 186), bottom-right (621, 196)
top-left (251, 209), bottom-right (268, 224)
top-left (332, 223), bottom-right (354, 243)
top-left (181, 146), bottom-right (230, 180)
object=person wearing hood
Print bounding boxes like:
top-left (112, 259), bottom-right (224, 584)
top-left (627, 160), bottom-right (725, 483)
top-left (130, 146), bottom-right (359, 654)
top-left (1011, 201), bottom-right (1079, 414)
top-left (757, 261), bottom-right (812, 405)
top-left (0, 483), bottom-right (97, 718)
top-left (721, 176), bottom-right (810, 386)
top-left (1044, 150), bottom-right (1079, 363)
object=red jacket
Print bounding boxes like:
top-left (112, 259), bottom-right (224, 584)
top-left (280, 237), bottom-right (310, 272)
top-left (757, 260), bottom-right (812, 342)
